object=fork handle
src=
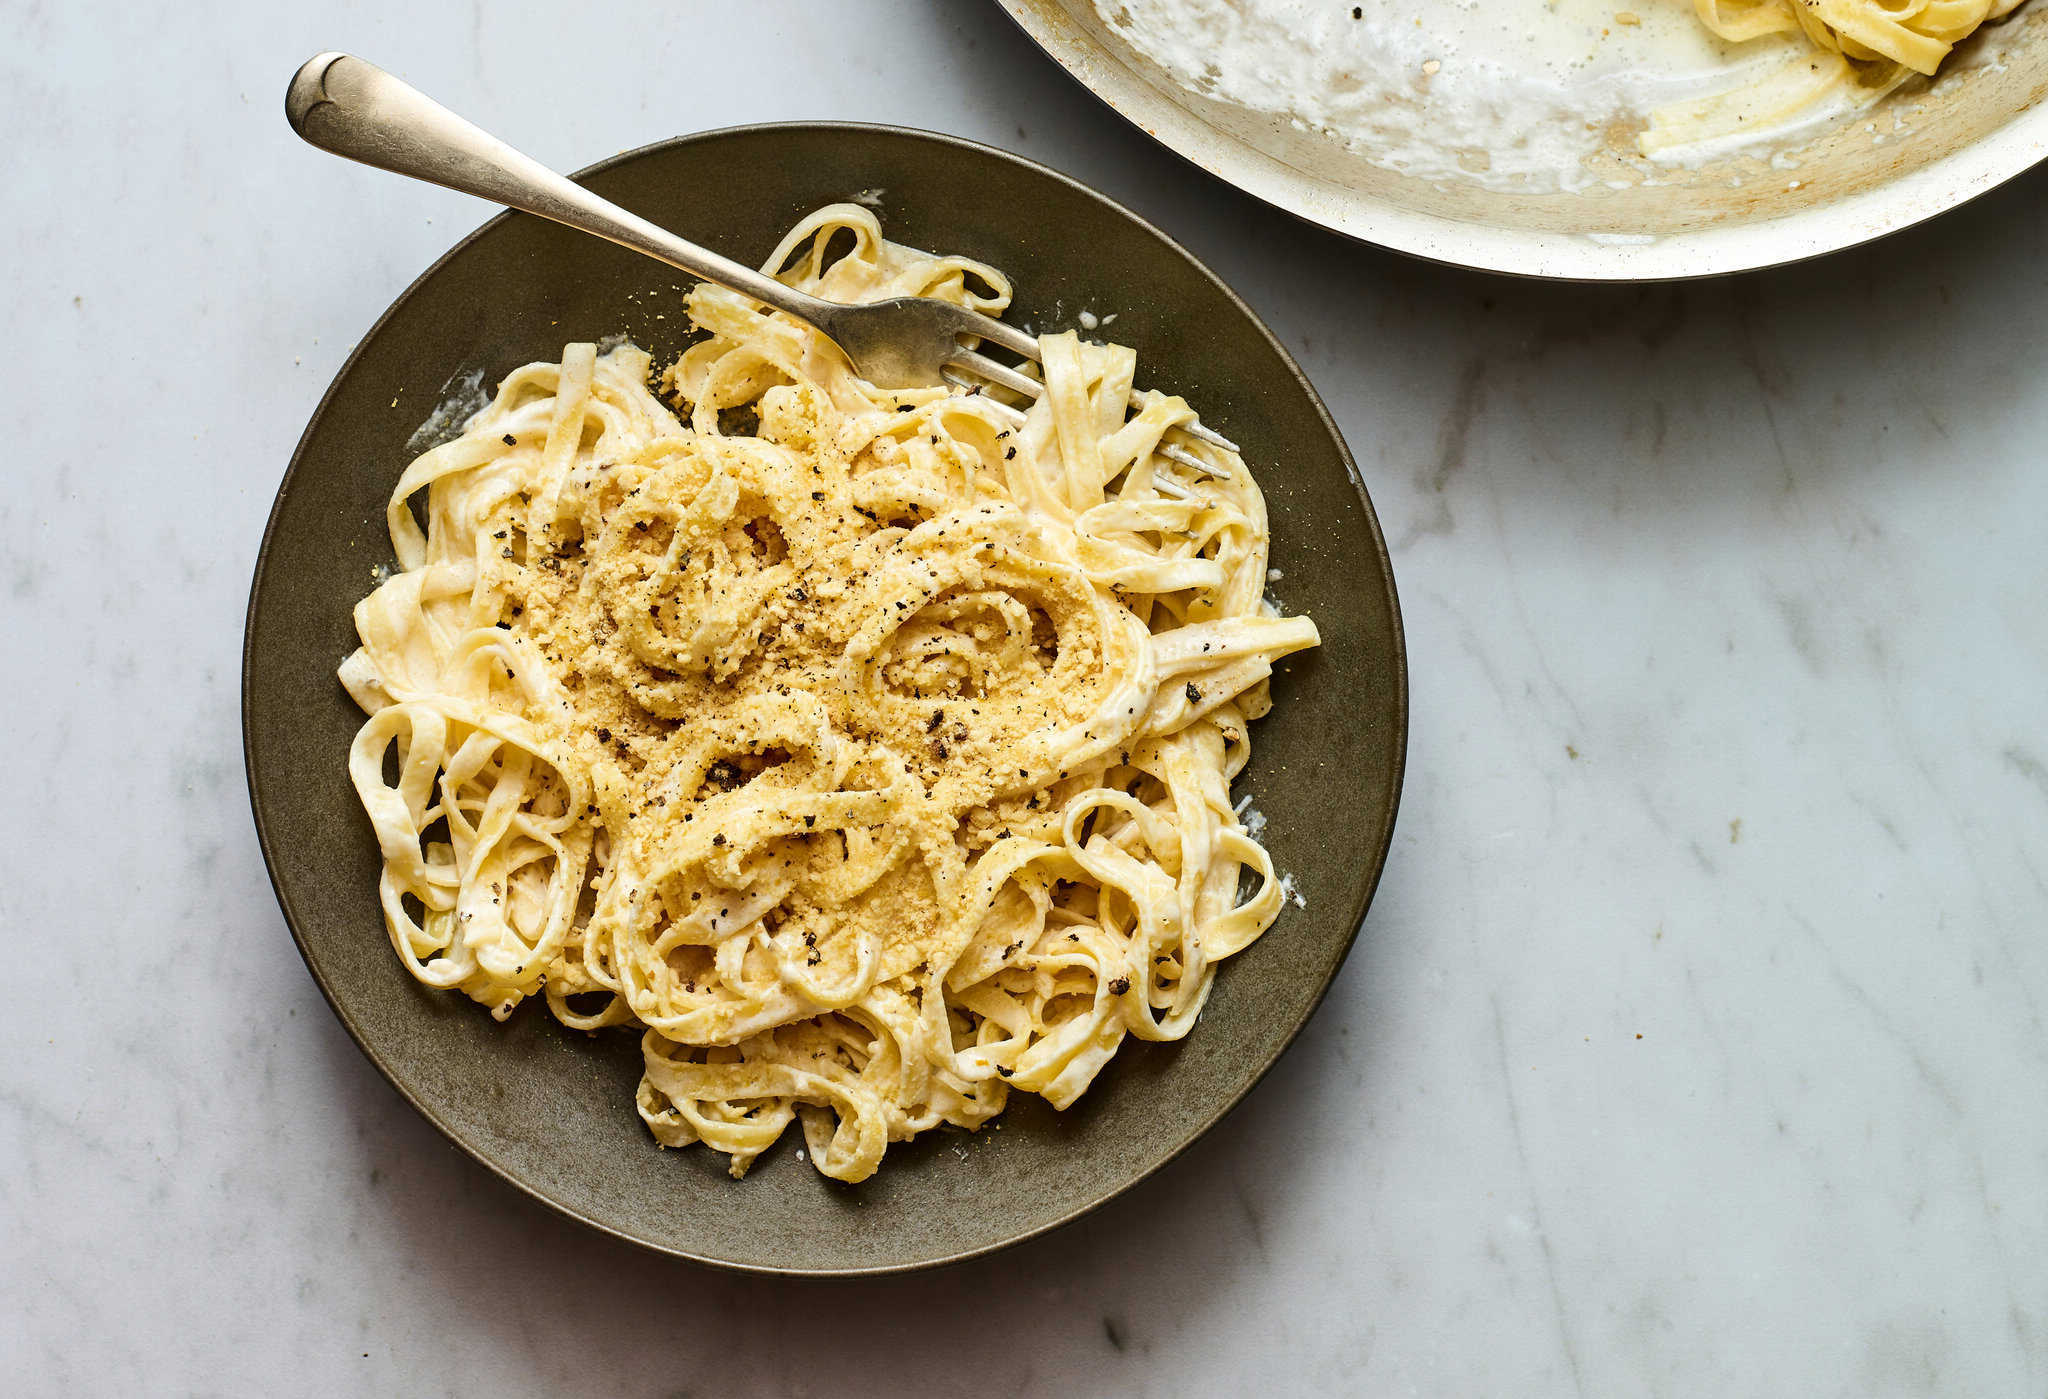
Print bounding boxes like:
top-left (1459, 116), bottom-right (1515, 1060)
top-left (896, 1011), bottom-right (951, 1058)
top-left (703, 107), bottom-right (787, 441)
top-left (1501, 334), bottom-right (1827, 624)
top-left (285, 53), bottom-right (828, 326)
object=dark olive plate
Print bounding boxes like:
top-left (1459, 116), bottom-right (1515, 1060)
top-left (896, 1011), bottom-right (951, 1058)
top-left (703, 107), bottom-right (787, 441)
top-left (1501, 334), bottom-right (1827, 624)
top-left (245, 123), bottom-right (1406, 1274)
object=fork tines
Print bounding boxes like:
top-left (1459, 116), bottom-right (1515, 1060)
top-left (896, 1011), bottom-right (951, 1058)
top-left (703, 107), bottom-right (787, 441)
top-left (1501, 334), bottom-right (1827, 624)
top-left (940, 367), bottom-right (1223, 480)
top-left (937, 331), bottom-right (1228, 481)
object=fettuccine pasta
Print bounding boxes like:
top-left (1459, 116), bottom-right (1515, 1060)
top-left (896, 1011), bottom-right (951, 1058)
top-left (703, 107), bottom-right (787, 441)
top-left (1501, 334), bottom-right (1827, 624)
top-left (1648, 0), bottom-right (2027, 151)
top-left (339, 205), bottom-right (1318, 1183)
top-left (1694, 0), bottom-right (2026, 77)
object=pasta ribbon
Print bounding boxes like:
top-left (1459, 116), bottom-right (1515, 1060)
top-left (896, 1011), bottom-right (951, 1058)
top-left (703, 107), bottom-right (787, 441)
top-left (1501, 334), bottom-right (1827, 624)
top-left (1695, 0), bottom-right (2024, 76)
top-left (1644, 0), bottom-right (2025, 153)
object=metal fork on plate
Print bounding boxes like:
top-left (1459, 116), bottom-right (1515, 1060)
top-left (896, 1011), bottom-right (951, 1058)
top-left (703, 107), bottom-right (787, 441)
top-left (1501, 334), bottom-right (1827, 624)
top-left (284, 53), bottom-right (1235, 482)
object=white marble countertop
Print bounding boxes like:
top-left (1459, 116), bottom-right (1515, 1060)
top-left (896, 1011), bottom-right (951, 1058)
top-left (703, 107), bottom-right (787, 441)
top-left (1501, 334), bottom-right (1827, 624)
top-left (8, 3), bottom-right (2045, 1394)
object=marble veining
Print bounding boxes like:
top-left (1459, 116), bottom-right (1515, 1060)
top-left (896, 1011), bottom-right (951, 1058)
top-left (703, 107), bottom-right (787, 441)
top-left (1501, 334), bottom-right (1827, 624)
top-left (4, 1), bottom-right (2045, 1395)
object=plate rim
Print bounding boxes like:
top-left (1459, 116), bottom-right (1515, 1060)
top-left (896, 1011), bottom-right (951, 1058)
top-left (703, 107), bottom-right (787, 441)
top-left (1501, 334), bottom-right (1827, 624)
top-left (243, 118), bottom-right (1409, 1275)
top-left (996, 0), bottom-right (2048, 282)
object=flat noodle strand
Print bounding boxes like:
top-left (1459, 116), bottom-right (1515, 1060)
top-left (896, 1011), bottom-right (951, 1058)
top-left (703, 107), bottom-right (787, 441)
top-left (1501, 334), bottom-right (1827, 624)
top-left (1643, 0), bottom-right (2024, 153)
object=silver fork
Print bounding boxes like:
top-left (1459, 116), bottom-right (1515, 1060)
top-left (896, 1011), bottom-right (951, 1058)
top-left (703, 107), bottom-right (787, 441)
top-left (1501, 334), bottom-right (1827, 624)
top-left (284, 53), bottom-right (1234, 478)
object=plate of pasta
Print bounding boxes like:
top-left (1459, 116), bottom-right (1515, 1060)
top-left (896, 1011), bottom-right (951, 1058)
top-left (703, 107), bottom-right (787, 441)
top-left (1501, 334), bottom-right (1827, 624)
top-left (245, 123), bottom-right (1406, 1272)
top-left (1000, 0), bottom-right (2048, 278)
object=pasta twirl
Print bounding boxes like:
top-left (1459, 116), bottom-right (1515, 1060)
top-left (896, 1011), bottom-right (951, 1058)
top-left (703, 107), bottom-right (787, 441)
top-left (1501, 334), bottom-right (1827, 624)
top-left (339, 205), bottom-right (1319, 1183)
